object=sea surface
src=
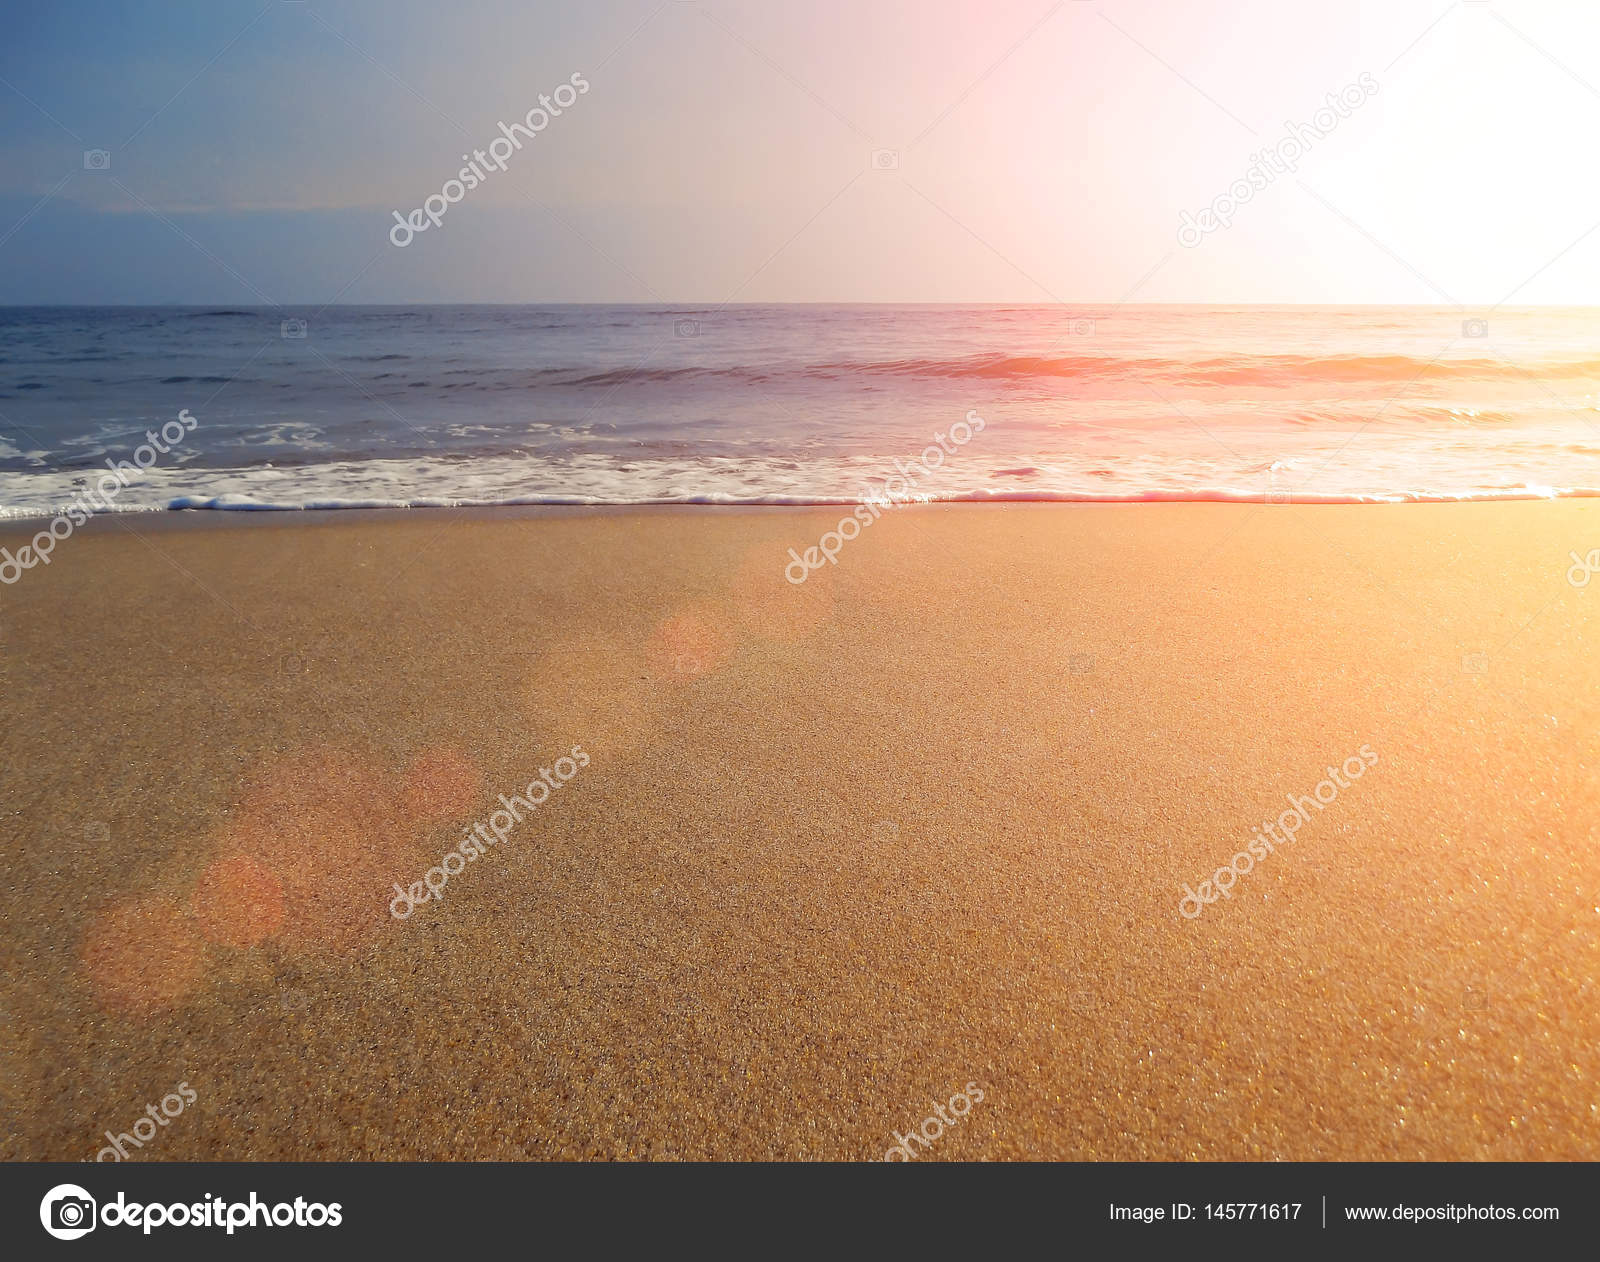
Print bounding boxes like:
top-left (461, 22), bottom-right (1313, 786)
top-left (4, 304), bottom-right (1600, 518)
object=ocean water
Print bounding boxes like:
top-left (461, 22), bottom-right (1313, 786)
top-left (3, 304), bottom-right (1600, 518)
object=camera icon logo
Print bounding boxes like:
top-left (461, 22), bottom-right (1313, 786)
top-left (280, 319), bottom-right (307, 339)
top-left (1462, 318), bottom-right (1488, 339)
top-left (673, 318), bottom-right (700, 338)
top-left (672, 648), bottom-right (710, 676)
top-left (870, 148), bottom-right (900, 171)
top-left (83, 150), bottom-right (110, 171)
top-left (1066, 317), bottom-right (1096, 337)
top-left (40, 1184), bottom-right (96, 1240)
top-left (1461, 652), bottom-right (1489, 674)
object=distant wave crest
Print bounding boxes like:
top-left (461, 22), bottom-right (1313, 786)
top-left (557, 351), bottom-right (1600, 389)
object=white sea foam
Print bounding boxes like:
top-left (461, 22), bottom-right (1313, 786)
top-left (1, 447), bottom-right (1596, 521)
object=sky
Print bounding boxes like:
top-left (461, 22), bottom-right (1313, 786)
top-left (4, 0), bottom-right (1600, 304)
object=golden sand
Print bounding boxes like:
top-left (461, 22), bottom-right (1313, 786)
top-left (2, 501), bottom-right (1599, 1160)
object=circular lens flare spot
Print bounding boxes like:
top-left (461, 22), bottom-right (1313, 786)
top-left (224, 746), bottom-right (421, 954)
top-left (190, 854), bottom-right (285, 948)
top-left (646, 606), bottom-right (732, 681)
top-left (81, 897), bottom-right (205, 1016)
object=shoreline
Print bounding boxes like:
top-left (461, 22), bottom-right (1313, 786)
top-left (3, 490), bottom-right (1599, 539)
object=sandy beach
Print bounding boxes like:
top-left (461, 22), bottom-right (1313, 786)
top-left (3, 499), bottom-right (1600, 1161)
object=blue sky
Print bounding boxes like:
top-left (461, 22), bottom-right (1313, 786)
top-left (5, 1), bottom-right (1600, 304)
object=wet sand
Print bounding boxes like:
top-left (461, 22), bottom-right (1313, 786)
top-left (3, 500), bottom-right (1600, 1160)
